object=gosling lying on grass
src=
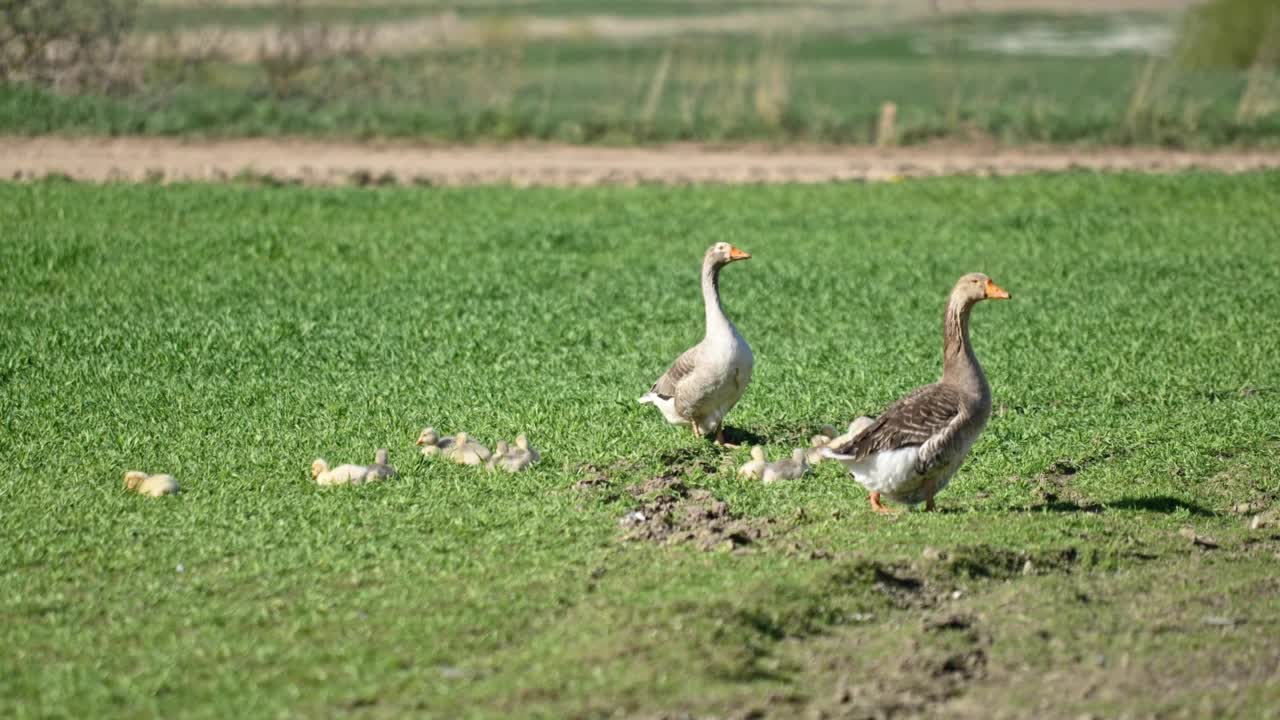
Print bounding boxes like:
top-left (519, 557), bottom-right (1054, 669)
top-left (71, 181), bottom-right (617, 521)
top-left (737, 446), bottom-right (767, 480)
top-left (123, 471), bottom-right (179, 497)
top-left (415, 427), bottom-right (456, 457)
top-left (367, 448), bottom-right (398, 481)
top-left (762, 449), bottom-right (809, 484)
top-left (828, 416), bottom-right (875, 449)
top-left (812, 424), bottom-right (839, 446)
top-left (487, 440), bottom-right (536, 473)
top-left (805, 425), bottom-right (840, 465)
top-left (311, 459), bottom-right (371, 486)
top-left (311, 449), bottom-right (396, 487)
top-left (444, 432), bottom-right (491, 466)
top-left (514, 434), bottom-right (540, 464)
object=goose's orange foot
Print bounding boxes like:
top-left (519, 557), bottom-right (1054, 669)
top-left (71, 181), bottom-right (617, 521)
top-left (715, 428), bottom-right (739, 448)
top-left (869, 492), bottom-right (897, 514)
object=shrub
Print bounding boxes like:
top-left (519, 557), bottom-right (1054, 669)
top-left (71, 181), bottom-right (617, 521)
top-left (1176, 0), bottom-right (1280, 69)
top-left (0, 0), bottom-right (139, 92)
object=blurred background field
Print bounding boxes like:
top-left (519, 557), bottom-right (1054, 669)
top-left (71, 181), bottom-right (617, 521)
top-left (2, 0), bottom-right (1278, 147)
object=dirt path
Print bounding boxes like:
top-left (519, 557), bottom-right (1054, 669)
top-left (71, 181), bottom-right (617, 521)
top-left (5, 137), bottom-right (1279, 187)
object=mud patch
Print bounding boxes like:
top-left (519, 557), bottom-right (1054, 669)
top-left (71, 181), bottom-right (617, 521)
top-left (923, 543), bottom-right (1081, 580)
top-left (572, 468), bottom-right (624, 511)
top-left (903, 613), bottom-right (990, 698)
top-left (619, 476), bottom-right (772, 551)
top-left (1032, 457), bottom-right (1091, 508)
top-left (828, 612), bottom-right (992, 717)
top-left (1027, 451), bottom-right (1130, 511)
top-left (654, 447), bottom-right (725, 477)
top-left (811, 545), bottom-right (1087, 609)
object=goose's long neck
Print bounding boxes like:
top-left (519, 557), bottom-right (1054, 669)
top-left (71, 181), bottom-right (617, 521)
top-left (701, 258), bottom-right (733, 338)
top-left (941, 295), bottom-right (986, 395)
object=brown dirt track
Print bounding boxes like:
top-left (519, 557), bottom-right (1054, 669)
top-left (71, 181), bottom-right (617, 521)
top-left (4, 137), bottom-right (1280, 187)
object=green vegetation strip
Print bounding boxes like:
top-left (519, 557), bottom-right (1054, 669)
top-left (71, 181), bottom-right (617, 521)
top-left (1, 174), bottom-right (1278, 716)
top-left (5, 12), bottom-right (1279, 147)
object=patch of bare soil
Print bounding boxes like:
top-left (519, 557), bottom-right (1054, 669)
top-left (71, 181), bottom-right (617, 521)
top-left (754, 538), bottom-right (1280, 720)
top-left (828, 613), bottom-right (992, 718)
top-left (618, 475), bottom-right (773, 551)
top-left (1030, 457), bottom-right (1097, 509)
top-left (1025, 449), bottom-right (1134, 511)
top-left (6, 137), bottom-right (1280, 187)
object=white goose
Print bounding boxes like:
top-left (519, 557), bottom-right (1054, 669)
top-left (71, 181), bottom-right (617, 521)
top-left (639, 242), bottom-right (754, 445)
top-left (824, 273), bottom-right (1010, 512)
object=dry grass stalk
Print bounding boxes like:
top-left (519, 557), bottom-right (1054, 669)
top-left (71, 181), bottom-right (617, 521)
top-left (1236, 17), bottom-right (1280, 122)
top-left (752, 39), bottom-right (790, 128)
top-left (877, 101), bottom-right (898, 147)
top-left (1126, 55), bottom-right (1171, 138)
top-left (642, 47), bottom-right (673, 126)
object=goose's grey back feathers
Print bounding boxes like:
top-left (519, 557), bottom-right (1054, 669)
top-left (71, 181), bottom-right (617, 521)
top-left (647, 345), bottom-right (701, 400)
top-left (829, 383), bottom-right (977, 474)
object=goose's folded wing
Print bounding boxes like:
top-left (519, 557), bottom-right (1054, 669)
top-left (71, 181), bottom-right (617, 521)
top-left (828, 384), bottom-right (966, 462)
top-left (647, 345), bottom-right (701, 399)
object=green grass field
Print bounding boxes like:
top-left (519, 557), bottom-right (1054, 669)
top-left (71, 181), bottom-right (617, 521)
top-left (6, 9), bottom-right (1278, 147)
top-left (2, 174), bottom-right (1280, 717)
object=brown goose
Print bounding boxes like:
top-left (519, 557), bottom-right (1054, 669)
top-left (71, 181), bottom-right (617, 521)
top-left (638, 243), bottom-right (754, 444)
top-left (824, 273), bottom-right (1010, 513)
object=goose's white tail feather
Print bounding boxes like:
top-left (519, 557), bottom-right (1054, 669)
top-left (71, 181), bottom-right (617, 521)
top-left (638, 393), bottom-right (689, 425)
top-left (827, 446), bottom-right (920, 497)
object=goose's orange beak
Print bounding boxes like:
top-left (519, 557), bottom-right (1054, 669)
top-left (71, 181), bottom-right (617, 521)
top-left (985, 279), bottom-right (1010, 300)
top-left (728, 245), bottom-right (751, 261)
